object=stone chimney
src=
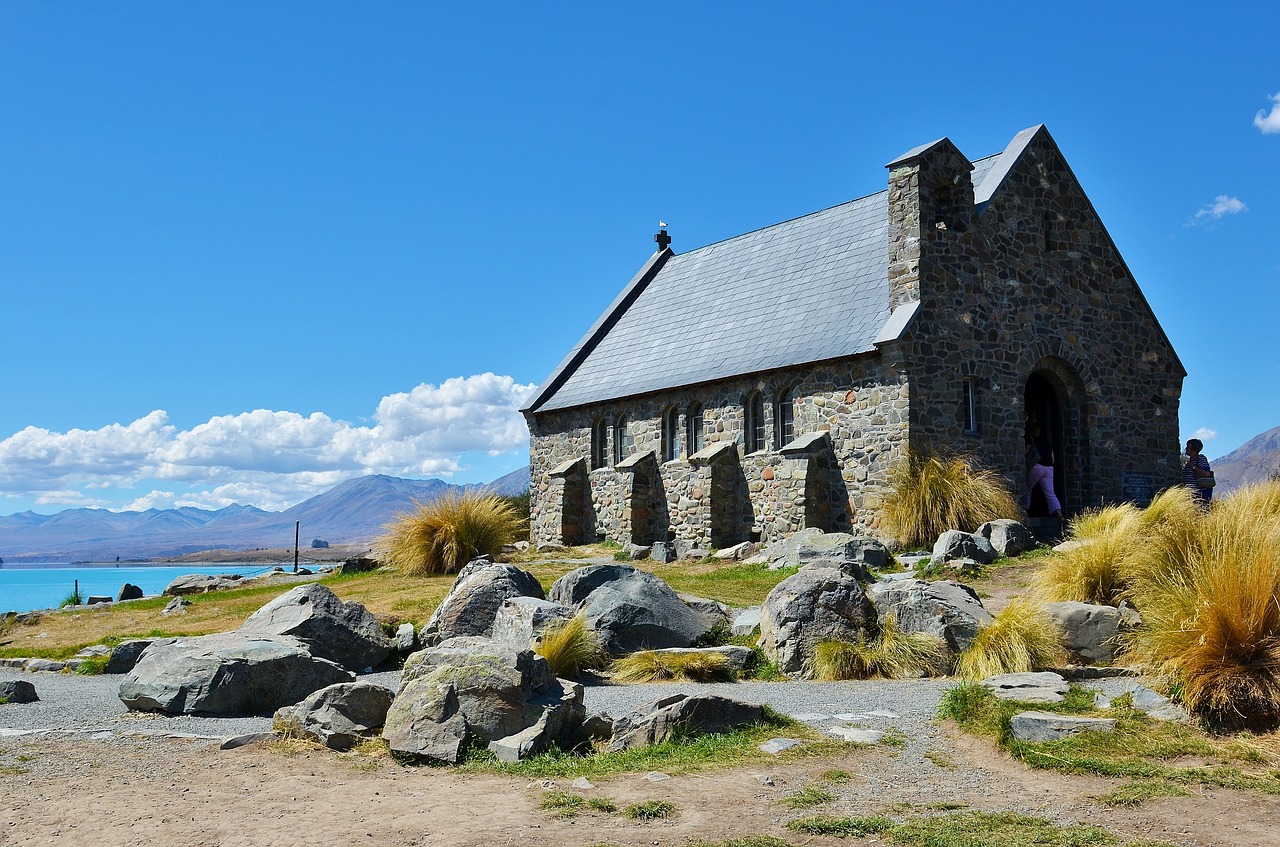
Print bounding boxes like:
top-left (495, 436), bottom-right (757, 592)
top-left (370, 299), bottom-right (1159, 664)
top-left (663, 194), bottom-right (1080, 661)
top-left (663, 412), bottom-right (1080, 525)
top-left (885, 138), bottom-right (974, 310)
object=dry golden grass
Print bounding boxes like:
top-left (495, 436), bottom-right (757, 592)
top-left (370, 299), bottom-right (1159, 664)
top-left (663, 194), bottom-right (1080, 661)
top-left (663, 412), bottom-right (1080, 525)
top-left (534, 613), bottom-right (609, 678)
top-left (813, 614), bottom-right (949, 680)
top-left (1124, 481), bottom-right (1280, 729)
top-left (879, 450), bottom-right (1022, 549)
top-left (1037, 504), bottom-right (1142, 605)
top-left (956, 598), bottom-right (1065, 680)
top-left (611, 649), bottom-right (734, 683)
top-left (375, 493), bottom-right (525, 576)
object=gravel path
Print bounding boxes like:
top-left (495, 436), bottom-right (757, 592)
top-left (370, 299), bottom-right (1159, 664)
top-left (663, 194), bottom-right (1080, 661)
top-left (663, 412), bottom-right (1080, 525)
top-left (1, 667), bottom-right (953, 747)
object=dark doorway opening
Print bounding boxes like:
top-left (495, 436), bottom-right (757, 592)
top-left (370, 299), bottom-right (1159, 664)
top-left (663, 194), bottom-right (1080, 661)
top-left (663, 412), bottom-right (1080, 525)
top-left (1024, 373), bottom-right (1065, 517)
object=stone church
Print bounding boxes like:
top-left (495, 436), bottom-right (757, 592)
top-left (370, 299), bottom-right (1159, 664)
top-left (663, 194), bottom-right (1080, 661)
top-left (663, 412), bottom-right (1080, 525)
top-left (521, 125), bottom-right (1184, 553)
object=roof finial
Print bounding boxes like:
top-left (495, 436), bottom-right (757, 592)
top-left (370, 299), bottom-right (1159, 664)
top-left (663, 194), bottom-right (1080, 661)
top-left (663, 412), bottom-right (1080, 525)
top-left (654, 221), bottom-right (671, 251)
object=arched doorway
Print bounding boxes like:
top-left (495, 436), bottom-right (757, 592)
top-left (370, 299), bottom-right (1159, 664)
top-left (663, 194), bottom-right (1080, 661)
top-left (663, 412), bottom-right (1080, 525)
top-left (1024, 372), bottom-right (1065, 517)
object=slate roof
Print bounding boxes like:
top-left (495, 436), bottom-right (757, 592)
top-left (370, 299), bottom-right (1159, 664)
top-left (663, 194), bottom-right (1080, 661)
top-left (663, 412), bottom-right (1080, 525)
top-left (525, 151), bottom-right (1003, 414)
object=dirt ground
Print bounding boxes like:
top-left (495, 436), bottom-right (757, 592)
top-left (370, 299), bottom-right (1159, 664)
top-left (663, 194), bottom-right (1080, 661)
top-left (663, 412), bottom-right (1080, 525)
top-left (2, 724), bottom-right (1276, 847)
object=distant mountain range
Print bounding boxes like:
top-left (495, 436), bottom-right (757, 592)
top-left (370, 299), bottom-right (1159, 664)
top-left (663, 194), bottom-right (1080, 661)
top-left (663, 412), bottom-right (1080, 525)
top-left (1212, 426), bottom-right (1280, 492)
top-left (0, 468), bottom-right (530, 563)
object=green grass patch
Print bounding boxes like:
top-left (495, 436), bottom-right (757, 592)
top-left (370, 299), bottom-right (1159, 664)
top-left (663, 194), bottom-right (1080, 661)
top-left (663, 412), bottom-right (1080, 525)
top-left (648, 562), bottom-right (791, 608)
top-left (73, 655), bottom-right (109, 675)
top-left (787, 814), bottom-right (893, 837)
top-left (1093, 779), bottom-right (1193, 807)
top-left (820, 768), bottom-right (853, 783)
top-left (888, 810), bottom-right (1176, 846)
top-left (780, 785), bottom-right (834, 808)
top-left (939, 682), bottom-right (1280, 796)
top-left (540, 790), bottom-right (586, 817)
top-left (623, 800), bottom-right (675, 820)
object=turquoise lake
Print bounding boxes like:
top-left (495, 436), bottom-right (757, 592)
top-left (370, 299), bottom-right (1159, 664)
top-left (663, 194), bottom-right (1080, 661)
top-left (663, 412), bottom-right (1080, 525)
top-left (0, 563), bottom-right (284, 613)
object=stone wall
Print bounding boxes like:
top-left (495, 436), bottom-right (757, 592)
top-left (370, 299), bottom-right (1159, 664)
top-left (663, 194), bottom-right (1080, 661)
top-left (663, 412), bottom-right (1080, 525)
top-left (528, 362), bottom-right (909, 547)
top-left (887, 130), bottom-right (1183, 512)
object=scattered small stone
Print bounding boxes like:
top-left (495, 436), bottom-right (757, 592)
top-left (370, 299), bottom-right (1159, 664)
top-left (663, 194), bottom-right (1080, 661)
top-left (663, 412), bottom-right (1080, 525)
top-left (571, 777), bottom-right (595, 790)
top-left (22, 659), bottom-right (65, 673)
top-left (74, 645), bottom-right (112, 658)
top-left (643, 772), bottom-right (671, 782)
top-left (759, 738), bottom-right (801, 754)
top-left (220, 732), bottom-right (276, 750)
top-left (981, 671), bottom-right (1069, 704)
top-left (754, 774), bottom-right (775, 786)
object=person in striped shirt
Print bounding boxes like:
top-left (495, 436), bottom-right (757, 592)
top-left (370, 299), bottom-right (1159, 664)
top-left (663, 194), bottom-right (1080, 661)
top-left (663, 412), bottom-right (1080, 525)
top-left (1182, 438), bottom-right (1213, 508)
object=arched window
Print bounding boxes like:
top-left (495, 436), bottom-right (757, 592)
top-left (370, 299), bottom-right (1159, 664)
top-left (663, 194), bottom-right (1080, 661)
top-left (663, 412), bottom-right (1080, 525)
top-left (744, 391), bottom-right (766, 453)
top-left (774, 388), bottom-right (794, 449)
top-left (590, 419), bottom-right (608, 470)
top-left (686, 402), bottom-right (705, 455)
top-left (662, 407), bottom-right (682, 462)
top-left (613, 415), bottom-right (633, 465)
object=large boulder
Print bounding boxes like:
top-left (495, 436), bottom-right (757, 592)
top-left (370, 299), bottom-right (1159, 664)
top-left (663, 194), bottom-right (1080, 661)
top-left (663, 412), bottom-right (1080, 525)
top-left (762, 528), bottom-right (889, 573)
top-left (420, 559), bottom-right (545, 644)
top-left (384, 637), bottom-right (583, 763)
top-left (608, 694), bottom-right (763, 752)
top-left (274, 681), bottom-right (396, 750)
top-left (489, 596), bottom-right (575, 647)
top-left (1043, 601), bottom-right (1140, 665)
top-left (1009, 711), bottom-right (1115, 742)
top-left (117, 583), bottom-right (144, 602)
top-left (869, 578), bottom-right (993, 652)
top-left (0, 680), bottom-right (38, 703)
top-left (163, 573), bottom-right (243, 596)
top-left (974, 520), bottom-right (1036, 558)
top-left (980, 671), bottom-right (1070, 704)
top-left (758, 566), bottom-right (875, 678)
top-left (105, 638), bottom-right (171, 674)
top-left (240, 584), bottom-right (391, 672)
top-left (931, 530), bottom-right (997, 565)
top-left (550, 565), bottom-right (710, 656)
top-left (118, 632), bottom-right (354, 716)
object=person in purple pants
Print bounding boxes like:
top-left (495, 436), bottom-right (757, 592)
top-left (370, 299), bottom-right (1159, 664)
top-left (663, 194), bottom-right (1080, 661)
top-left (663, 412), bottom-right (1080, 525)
top-left (1024, 423), bottom-right (1063, 526)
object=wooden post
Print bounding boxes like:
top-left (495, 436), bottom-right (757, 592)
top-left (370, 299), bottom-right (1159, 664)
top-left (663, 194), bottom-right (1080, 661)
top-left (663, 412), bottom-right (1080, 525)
top-left (293, 521), bottom-right (300, 573)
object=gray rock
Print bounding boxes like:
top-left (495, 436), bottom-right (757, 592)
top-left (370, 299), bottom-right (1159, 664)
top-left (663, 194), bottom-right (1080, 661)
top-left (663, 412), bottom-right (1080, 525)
top-left (240, 584), bottom-right (391, 672)
top-left (981, 671), bottom-right (1070, 704)
top-left (488, 678), bottom-right (585, 762)
top-left (826, 727), bottom-right (884, 744)
top-left (74, 644), bottom-right (113, 658)
top-left (1085, 679), bottom-right (1190, 722)
top-left (758, 566), bottom-right (875, 678)
top-left (274, 681), bottom-right (395, 750)
top-left (161, 597), bottom-right (191, 616)
top-left (117, 583), bottom-right (144, 602)
top-left (764, 528), bottom-right (889, 573)
top-left (731, 607), bottom-right (762, 637)
top-left (395, 622), bottom-right (418, 653)
top-left (163, 573), bottom-right (243, 596)
top-left (86, 596), bottom-right (113, 605)
top-left (931, 530), bottom-right (996, 564)
top-left (627, 544), bottom-right (651, 560)
top-left (118, 631), bottom-right (354, 716)
top-left (106, 638), bottom-right (168, 674)
top-left (1043, 601), bottom-right (1137, 665)
top-left (0, 680), bottom-right (38, 703)
top-left (679, 593), bottom-right (733, 631)
top-left (1009, 710), bottom-right (1116, 742)
top-left (974, 520), bottom-right (1036, 557)
top-left (607, 693), bottom-right (763, 752)
top-left (385, 637), bottom-right (578, 763)
top-left (420, 560), bottom-right (545, 643)
top-left (550, 565), bottom-right (710, 656)
top-left (713, 542), bottom-right (755, 560)
top-left (489, 596), bottom-right (575, 647)
top-left (23, 659), bottom-right (65, 672)
top-left (759, 737), bottom-right (801, 754)
top-left (649, 541), bottom-right (673, 564)
top-left (339, 557), bottom-right (380, 575)
top-left (869, 578), bottom-right (993, 652)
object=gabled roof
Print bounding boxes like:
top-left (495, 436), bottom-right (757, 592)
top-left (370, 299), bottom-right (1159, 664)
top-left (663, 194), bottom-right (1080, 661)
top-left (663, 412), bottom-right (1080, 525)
top-left (523, 142), bottom-right (1010, 414)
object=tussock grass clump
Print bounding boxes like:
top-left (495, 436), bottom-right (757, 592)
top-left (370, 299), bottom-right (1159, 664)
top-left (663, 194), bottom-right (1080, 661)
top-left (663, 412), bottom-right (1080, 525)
top-left (534, 614), bottom-right (608, 679)
top-left (813, 614), bottom-right (949, 680)
top-left (880, 450), bottom-right (1021, 549)
top-left (611, 649), bottom-right (733, 683)
top-left (780, 785), bottom-right (835, 808)
top-left (1037, 503), bottom-right (1141, 605)
top-left (957, 599), bottom-right (1064, 680)
top-left (623, 800), bottom-right (676, 820)
top-left (376, 493), bottom-right (524, 576)
top-left (1124, 483), bottom-right (1280, 730)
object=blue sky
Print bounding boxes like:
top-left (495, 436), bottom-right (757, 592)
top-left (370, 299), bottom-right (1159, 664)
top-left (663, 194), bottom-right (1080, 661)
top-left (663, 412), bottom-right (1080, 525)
top-left (1, 2), bottom-right (1277, 514)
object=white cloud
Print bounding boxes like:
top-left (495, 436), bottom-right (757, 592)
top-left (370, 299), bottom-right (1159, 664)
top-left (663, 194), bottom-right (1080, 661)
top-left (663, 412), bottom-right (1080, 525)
top-left (1255, 92), bottom-right (1280, 134)
top-left (1187, 195), bottom-right (1247, 226)
top-left (1192, 427), bottom-right (1218, 443)
top-left (0, 373), bottom-right (536, 512)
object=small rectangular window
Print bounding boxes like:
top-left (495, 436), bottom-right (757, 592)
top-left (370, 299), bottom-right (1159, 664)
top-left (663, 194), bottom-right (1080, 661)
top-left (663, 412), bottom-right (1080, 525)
top-left (962, 379), bottom-right (978, 435)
